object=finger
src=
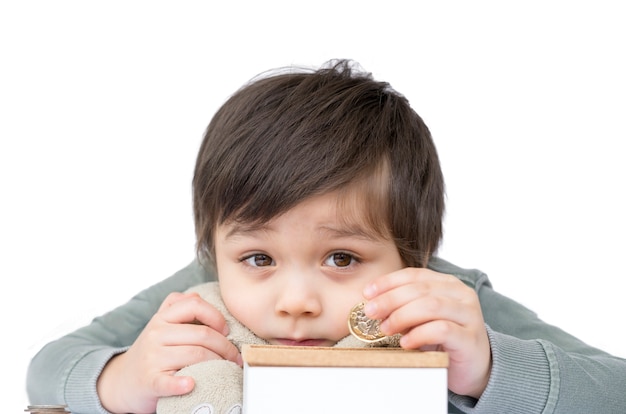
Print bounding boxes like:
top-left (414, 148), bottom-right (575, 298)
top-left (397, 319), bottom-right (463, 351)
top-left (159, 291), bottom-right (201, 311)
top-left (152, 372), bottom-right (195, 398)
top-left (364, 275), bottom-right (471, 320)
top-left (364, 283), bottom-right (427, 320)
top-left (363, 268), bottom-right (456, 300)
top-left (159, 294), bottom-right (229, 336)
top-left (157, 324), bottom-right (242, 365)
top-left (379, 295), bottom-right (472, 336)
top-left (156, 344), bottom-right (240, 371)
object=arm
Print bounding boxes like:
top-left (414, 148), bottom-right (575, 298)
top-left (26, 260), bottom-right (215, 414)
top-left (452, 281), bottom-right (626, 414)
top-left (432, 258), bottom-right (626, 414)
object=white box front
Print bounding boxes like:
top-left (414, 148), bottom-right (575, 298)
top-left (243, 363), bottom-right (447, 414)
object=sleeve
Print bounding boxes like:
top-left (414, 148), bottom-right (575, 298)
top-left (26, 259), bottom-right (216, 414)
top-left (449, 277), bottom-right (626, 414)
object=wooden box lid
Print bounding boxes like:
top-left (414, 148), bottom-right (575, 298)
top-left (242, 344), bottom-right (449, 368)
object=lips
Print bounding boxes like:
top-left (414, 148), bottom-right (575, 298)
top-left (274, 338), bottom-right (330, 347)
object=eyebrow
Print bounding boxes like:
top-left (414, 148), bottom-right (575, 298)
top-left (223, 222), bottom-right (267, 240)
top-left (317, 224), bottom-right (381, 241)
top-left (223, 221), bottom-right (381, 242)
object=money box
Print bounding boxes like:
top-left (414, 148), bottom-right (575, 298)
top-left (242, 344), bottom-right (449, 413)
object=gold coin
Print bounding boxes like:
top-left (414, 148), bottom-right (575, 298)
top-left (348, 301), bottom-right (387, 343)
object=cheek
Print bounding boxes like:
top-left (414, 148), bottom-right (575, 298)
top-left (215, 260), bottom-right (263, 330)
top-left (324, 286), bottom-right (369, 335)
top-left (220, 281), bottom-right (265, 332)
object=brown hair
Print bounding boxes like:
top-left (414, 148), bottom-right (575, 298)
top-left (193, 60), bottom-right (444, 268)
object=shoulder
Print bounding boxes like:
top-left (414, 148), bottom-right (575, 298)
top-left (169, 258), bottom-right (217, 285)
top-left (128, 259), bottom-right (217, 305)
top-left (427, 256), bottom-right (492, 291)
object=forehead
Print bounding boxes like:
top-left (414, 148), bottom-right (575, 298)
top-left (221, 186), bottom-right (391, 243)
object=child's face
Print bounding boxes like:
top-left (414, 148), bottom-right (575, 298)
top-left (215, 191), bottom-right (404, 346)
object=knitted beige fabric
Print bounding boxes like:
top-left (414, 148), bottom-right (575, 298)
top-left (156, 282), bottom-right (399, 414)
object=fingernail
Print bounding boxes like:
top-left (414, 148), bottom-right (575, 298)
top-left (236, 354), bottom-right (244, 367)
top-left (364, 301), bottom-right (377, 316)
top-left (380, 320), bottom-right (390, 334)
top-left (222, 324), bottom-right (230, 336)
top-left (363, 284), bottom-right (377, 299)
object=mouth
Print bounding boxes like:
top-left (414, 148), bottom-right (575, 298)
top-left (273, 338), bottom-right (332, 347)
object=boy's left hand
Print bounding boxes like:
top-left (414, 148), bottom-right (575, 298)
top-left (363, 268), bottom-right (491, 399)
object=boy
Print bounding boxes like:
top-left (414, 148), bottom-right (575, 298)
top-left (27, 60), bottom-right (626, 413)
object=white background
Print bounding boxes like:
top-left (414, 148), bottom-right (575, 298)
top-left (1, 1), bottom-right (625, 411)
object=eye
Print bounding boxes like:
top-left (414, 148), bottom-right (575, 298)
top-left (324, 252), bottom-right (355, 268)
top-left (242, 254), bottom-right (274, 267)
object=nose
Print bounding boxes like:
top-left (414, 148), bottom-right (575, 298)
top-left (274, 275), bottom-right (322, 317)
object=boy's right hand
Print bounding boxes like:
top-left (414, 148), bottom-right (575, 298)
top-left (96, 291), bottom-right (242, 414)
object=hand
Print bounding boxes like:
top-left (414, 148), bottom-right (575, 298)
top-left (363, 268), bottom-right (491, 399)
top-left (97, 291), bottom-right (242, 414)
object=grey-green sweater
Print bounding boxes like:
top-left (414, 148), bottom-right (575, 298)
top-left (26, 257), bottom-right (626, 413)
